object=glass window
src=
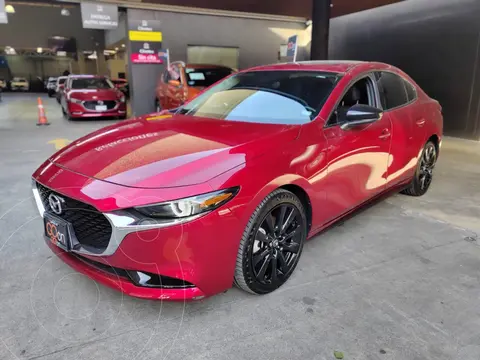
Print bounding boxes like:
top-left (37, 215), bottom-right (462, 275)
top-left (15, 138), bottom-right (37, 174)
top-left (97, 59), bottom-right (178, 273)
top-left (185, 67), bottom-right (233, 87)
top-left (375, 72), bottom-right (408, 110)
top-left (329, 77), bottom-right (374, 125)
top-left (70, 78), bottom-right (113, 89)
top-left (176, 70), bottom-right (339, 125)
top-left (404, 79), bottom-right (417, 102)
top-left (58, 78), bottom-right (66, 85)
top-left (168, 64), bottom-right (182, 83)
top-left (163, 69), bottom-right (171, 83)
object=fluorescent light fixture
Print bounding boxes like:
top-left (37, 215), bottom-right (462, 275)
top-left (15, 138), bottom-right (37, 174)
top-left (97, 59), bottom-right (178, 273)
top-left (37, 47), bottom-right (43, 53)
top-left (121, 44), bottom-right (125, 48)
top-left (61, 8), bottom-right (70, 16)
top-left (5, 4), bottom-right (15, 13)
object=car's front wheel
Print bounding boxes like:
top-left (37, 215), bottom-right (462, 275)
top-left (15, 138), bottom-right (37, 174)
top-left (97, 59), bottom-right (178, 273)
top-left (234, 189), bottom-right (307, 295)
top-left (402, 140), bottom-right (437, 196)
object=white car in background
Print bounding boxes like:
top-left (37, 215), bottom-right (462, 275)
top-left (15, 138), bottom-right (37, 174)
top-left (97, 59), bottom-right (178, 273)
top-left (10, 77), bottom-right (29, 91)
top-left (46, 77), bottom-right (57, 97)
top-left (55, 76), bottom-right (68, 103)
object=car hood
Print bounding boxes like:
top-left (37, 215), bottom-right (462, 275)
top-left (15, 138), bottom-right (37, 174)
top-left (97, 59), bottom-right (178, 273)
top-left (49, 114), bottom-right (300, 188)
top-left (68, 89), bottom-right (120, 101)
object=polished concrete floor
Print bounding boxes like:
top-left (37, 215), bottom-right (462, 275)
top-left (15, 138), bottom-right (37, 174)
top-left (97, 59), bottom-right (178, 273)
top-left (0, 93), bottom-right (479, 360)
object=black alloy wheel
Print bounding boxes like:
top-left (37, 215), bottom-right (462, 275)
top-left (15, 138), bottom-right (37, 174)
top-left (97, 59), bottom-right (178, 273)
top-left (402, 141), bottom-right (437, 196)
top-left (234, 189), bottom-right (307, 295)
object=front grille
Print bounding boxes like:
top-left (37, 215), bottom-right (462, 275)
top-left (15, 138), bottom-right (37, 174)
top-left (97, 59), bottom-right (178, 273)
top-left (83, 100), bottom-right (116, 110)
top-left (37, 182), bottom-right (112, 252)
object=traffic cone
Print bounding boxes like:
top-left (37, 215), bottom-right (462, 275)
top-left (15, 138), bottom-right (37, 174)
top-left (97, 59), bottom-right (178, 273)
top-left (36, 97), bottom-right (50, 126)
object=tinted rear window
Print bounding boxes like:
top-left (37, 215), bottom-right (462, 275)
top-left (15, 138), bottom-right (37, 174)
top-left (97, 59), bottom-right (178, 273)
top-left (376, 72), bottom-right (408, 110)
top-left (185, 67), bottom-right (233, 87)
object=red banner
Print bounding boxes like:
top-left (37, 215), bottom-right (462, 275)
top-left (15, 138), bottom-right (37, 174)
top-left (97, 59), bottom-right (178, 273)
top-left (130, 53), bottom-right (163, 64)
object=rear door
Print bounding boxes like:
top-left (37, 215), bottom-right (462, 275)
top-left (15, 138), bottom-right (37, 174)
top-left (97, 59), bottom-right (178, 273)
top-left (375, 71), bottom-right (425, 186)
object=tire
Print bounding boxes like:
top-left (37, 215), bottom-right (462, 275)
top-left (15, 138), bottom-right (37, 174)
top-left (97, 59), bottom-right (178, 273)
top-left (118, 115), bottom-right (127, 120)
top-left (62, 106), bottom-right (72, 121)
top-left (401, 141), bottom-right (437, 196)
top-left (234, 189), bottom-right (307, 295)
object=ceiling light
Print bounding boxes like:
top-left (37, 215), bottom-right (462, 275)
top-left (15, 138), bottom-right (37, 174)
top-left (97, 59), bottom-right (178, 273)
top-left (37, 47), bottom-right (43, 53)
top-left (5, 4), bottom-right (15, 13)
top-left (121, 44), bottom-right (125, 48)
top-left (115, 47), bottom-right (119, 51)
top-left (61, 8), bottom-right (70, 16)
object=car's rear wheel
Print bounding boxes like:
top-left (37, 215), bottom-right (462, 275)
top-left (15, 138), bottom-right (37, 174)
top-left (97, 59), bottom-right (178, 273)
top-left (234, 189), bottom-right (307, 295)
top-left (401, 141), bottom-right (437, 196)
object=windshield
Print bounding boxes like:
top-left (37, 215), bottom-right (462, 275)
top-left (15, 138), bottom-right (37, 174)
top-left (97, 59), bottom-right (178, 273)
top-left (176, 70), bottom-right (339, 124)
top-left (71, 78), bottom-right (113, 89)
top-left (58, 78), bottom-right (66, 85)
top-left (185, 67), bottom-right (234, 87)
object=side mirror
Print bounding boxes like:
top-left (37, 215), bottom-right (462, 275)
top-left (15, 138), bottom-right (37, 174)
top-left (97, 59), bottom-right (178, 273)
top-left (168, 79), bottom-right (181, 87)
top-left (340, 104), bottom-right (383, 130)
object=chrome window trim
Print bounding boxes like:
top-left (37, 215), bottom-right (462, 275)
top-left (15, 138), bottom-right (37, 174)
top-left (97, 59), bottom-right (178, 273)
top-left (31, 179), bottom-right (201, 257)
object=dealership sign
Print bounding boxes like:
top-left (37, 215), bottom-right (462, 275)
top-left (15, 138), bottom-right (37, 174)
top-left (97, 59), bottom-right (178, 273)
top-left (286, 35), bottom-right (298, 62)
top-left (81, 2), bottom-right (118, 29)
top-left (0, 0), bottom-right (7, 24)
top-left (128, 19), bottom-right (164, 64)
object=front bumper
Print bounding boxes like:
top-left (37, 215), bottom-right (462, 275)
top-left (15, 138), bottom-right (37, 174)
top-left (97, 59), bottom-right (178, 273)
top-left (67, 101), bottom-right (127, 118)
top-left (32, 163), bottom-right (244, 300)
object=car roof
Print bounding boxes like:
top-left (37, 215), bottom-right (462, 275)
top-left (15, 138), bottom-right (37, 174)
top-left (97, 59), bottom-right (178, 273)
top-left (247, 60), bottom-right (390, 74)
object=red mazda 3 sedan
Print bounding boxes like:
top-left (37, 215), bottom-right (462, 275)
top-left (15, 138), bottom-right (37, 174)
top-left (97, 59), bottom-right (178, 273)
top-left (60, 75), bottom-right (127, 120)
top-left (32, 61), bottom-right (443, 300)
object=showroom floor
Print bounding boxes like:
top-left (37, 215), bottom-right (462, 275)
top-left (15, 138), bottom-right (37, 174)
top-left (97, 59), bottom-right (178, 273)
top-left (0, 93), bottom-right (479, 360)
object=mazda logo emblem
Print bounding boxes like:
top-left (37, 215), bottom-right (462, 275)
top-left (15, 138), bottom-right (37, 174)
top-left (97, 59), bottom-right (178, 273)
top-left (98, 100), bottom-right (104, 105)
top-left (48, 194), bottom-right (64, 215)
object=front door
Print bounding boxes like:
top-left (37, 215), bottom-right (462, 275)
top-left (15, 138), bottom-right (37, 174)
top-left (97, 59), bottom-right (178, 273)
top-left (322, 75), bottom-right (392, 221)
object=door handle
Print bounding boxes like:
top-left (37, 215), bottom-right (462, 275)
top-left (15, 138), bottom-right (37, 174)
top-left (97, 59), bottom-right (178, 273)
top-left (379, 129), bottom-right (391, 140)
top-left (416, 118), bottom-right (426, 127)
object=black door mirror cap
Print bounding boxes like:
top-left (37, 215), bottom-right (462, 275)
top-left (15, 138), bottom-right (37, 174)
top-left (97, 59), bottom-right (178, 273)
top-left (340, 104), bottom-right (383, 130)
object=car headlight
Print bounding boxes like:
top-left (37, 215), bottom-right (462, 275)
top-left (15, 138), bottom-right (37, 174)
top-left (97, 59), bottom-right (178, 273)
top-left (69, 97), bottom-right (82, 104)
top-left (135, 187), bottom-right (239, 219)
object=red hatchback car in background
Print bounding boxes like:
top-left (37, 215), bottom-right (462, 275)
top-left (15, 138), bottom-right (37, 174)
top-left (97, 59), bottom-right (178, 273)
top-left (60, 75), bottom-right (127, 120)
top-left (155, 62), bottom-right (235, 111)
top-left (33, 61), bottom-right (442, 300)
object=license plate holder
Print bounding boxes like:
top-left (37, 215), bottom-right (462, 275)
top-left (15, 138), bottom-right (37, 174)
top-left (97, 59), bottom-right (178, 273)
top-left (44, 213), bottom-right (72, 251)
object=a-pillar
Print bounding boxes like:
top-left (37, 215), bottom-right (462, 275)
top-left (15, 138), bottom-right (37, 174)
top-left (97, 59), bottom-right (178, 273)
top-left (310, 0), bottom-right (332, 60)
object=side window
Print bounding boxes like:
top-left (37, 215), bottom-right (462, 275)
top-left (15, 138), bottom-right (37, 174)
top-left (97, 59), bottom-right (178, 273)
top-left (375, 72), bottom-right (408, 110)
top-left (404, 79), bottom-right (417, 102)
top-left (168, 64), bottom-right (182, 84)
top-left (329, 76), bottom-right (375, 125)
top-left (163, 69), bottom-right (171, 83)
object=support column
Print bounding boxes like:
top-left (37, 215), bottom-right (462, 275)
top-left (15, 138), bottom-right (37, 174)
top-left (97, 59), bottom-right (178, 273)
top-left (310, 0), bottom-right (331, 60)
top-left (126, 9), bottom-right (165, 116)
top-left (77, 52), bottom-right (87, 74)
